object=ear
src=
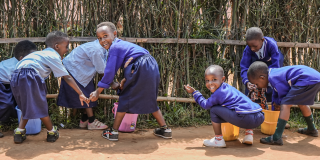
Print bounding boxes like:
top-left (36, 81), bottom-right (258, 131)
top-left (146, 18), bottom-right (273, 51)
top-left (222, 76), bottom-right (226, 82)
top-left (113, 30), bottom-right (117, 37)
top-left (54, 43), bottom-right (59, 50)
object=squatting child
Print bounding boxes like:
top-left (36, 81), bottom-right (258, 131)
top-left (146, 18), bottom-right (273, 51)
top-left (247, 61), bottom-right (319, 145)
top-left (89, 22), bottom-right (172, 141)
top-left (11, 31), bottom-right (88, 144)
top-left (184, 65), bottom-right (265, 147)
top-left (0, 40), bottom-right (37, 138)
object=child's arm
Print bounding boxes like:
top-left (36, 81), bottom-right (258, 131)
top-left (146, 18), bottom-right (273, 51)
top-left (271, 89), bottom-right (281, 110)
top-left (184, 84), bottom-right (216, 110)
top-left (240, 47), bottom-right (252, 87)
top-left (62, 75), bottom-right (89, 106)
top-left (89, 82), bottom-right (120, 102)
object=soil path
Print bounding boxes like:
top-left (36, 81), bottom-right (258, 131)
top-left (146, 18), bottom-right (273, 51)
top-left (1, 126), bottom-right (320, 160)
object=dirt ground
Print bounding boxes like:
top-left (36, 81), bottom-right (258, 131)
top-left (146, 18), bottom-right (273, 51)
top-left (0, 126), bottom-right (320, 160)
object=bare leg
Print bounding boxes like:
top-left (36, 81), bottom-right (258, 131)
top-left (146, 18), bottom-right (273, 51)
top-left (40, 116), bottom-right (53, 130)
top-left (152, 109), bottom-right (166, 126)
top-left (298, 105), bottom-right (312, 117)
top-left (279, 104), bottom-right (292, 121)
top-left (85, 108), bottom-right (94, 117)
top-left (18, 115), bottom-right (29, 129)
top-left (113, 112), bottom-right (126, 130)
top-left (211, 121), bottom-right (222, 135)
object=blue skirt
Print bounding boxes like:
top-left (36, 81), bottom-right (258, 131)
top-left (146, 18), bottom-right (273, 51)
top-left (10, 68), bottom-right (48, 119)
top-left (0, 83), bottom-right (17, 122)
top-left (281, 83), bottom-right (320, 105)
top-left (57, 73), bottom-right (97, 108)
top-left (118, 54), bottom-right (160, 114)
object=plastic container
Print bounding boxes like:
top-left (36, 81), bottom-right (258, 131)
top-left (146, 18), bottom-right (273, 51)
top-left (221, 122), bottom-right (240, 141)
top-left (15, 106), bottom-right (42, 135)
top-left (112, 102), bottom-right (138, 132)
top-left (261, 109), bottom-right (280, 135)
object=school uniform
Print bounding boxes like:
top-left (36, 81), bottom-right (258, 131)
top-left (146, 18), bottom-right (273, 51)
top-left (0, 58), bottom-right (18, 122)
top-left (11, 48), bottom-right (69, 119)
top-left (57, 40), bottom-right (107, 108)
top-left (98, 39), bottom-right (159, 114)
top-left (240, 37), bottom-right (284, 101)
top-left (269, 65), bottom-right (320, 108)
top-left (193, 83), bottom-right (264, 129)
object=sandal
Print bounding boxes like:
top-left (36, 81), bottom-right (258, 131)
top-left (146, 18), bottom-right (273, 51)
top-left (260, 135), bottom-right (283, 145)
top-left (297, 128), bottom-right (318, 137)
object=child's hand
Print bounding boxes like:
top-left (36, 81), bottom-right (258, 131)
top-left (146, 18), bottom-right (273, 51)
top-left (273, 102), bottom-right (281, 111)
top-left (79, 94), bottom-right (89, 106)
top-left (120, 78), bottom-right (126, 90)
top-left (247, 82), bottom-right (256, 90)
top-left (89, 91), bottom-right (99, 102)
top-left (184, 84), bottom-right (196, 94)
top-left (110, 81), bottom-right (120, 90)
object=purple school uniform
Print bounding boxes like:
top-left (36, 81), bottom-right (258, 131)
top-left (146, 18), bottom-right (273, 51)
top-left (269, 65), bottom-right (320, 106)
top-left (193, 83), bottom-right (264, 128)
top-left (98, 39), bottom-right (159, 114)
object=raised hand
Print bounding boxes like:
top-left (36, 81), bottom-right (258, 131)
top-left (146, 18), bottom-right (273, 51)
top-left (184, 84), bottom-right (196, 94)
top-left (247, 82), bottom-right (257, 90)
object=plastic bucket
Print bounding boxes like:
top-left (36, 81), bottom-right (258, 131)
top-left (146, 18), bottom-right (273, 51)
top-left (112, 102), bottom-right (138, 132)
top-left (15, 106), bottom-right (42, 135)
top-left (221, 122), bottom-right (240, 141)
top-left (261, 109), bottom-right (280, 135)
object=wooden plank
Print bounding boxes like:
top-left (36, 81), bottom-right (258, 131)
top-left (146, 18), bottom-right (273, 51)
top-left (46, 94), bottom-right (320, 109)
top-left (1, 37), bottom-right (320, 48)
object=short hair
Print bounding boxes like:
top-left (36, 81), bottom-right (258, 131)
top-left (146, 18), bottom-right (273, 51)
top-left (45, 31), bottom-right (68, 48)
top-left (97, 22), bottom-right (117, 32)
top-left (13, 40), bottom-right (37, 60)
top-left (247, 61), bottom-right (269, 80)
top-left (205, 65), bottom-right (224, 77)
top-left (245, 27), bottom-right (264, 41)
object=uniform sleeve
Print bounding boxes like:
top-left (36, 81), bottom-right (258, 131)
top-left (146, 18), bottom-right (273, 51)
top-left (268, 44), bottom-right (281, 68)
top-left (90, 50), bottom-right (107, 74)
top-left (46, 55), bottom-right (69, 78)
top-left (192, 91), bottom-right (218, 110)
top-left (271, 88), bottom-right (280, 109)
top-left (97, 55), bottom-right (124, 89)
top-left (240, 46), bottom-right (252, 85)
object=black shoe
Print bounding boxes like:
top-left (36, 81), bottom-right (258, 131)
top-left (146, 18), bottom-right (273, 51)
top-left (47, 126), bottom-right (59, 142)
top-left (102, 128), bottom-right (119, 141)
top-left (14, 128), bottom-right (26, 144)
top-left (297, 128), bottom-right (318, 137)
top-left (0, 132), bottom-right (3, 138)
top-left (153, 127), bottom-right (172, 139)
top-left (260, 135), bottom-right (283, 145)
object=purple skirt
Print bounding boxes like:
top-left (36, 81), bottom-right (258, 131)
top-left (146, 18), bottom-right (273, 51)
top-left (118, 54), bottom-right (160, 114)
top-left (10, 68), bottom-right (48, 119)
top-left (0, 83), bottom-right (17, 122)
top-left (57, 73), bottom-right (97, 108)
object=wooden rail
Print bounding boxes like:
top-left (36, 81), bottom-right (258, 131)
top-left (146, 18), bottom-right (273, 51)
top-left (1, 37), bottom-right (320, 48)
top-left (46, 94), bottom-right (320, 109)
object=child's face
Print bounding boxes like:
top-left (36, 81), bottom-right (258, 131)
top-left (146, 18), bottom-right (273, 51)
top-left (246, 38), bottom-right (264, 52)
top-left (96, 26), bottom-right (117, 50)
top-left (205, 73), bottom-right (225, 93)
top-left (54, 39), bottom-right (69, 58)
top-left (248, 75), bottom-right (268, 89)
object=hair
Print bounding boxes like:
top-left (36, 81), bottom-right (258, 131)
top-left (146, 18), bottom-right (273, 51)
top-left (245, 27), bottom-right (264, 41)
top-left (97, 22), bottom-right (117, 32)
top-left (205, 65), bottom-right (224, 77)
top-left (247, 61), bottom-right (269, 80)
top-left (13, 40), bottom-right (37, 60)
top-left (45, 31), bottom-right (68, 48)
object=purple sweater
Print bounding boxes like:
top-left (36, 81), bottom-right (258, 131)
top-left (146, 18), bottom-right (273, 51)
top-left (192, 83), bottom-right (262, 114)
top-left (269, 65), bottom-right (320, 105)
top-left (240, 37), bottom-right (282, 85)
top-left (98, 39), bottom-right (149, 89)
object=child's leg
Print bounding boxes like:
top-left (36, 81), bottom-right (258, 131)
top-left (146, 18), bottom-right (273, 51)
top-left (211, 121), bottom-right (222, 135)
top-left (18, 116), bottom-right (29, 129)
top-left (113, 112), bottom-right (126, 130)
top-left (40, 116), bottom-right (53, 130)
top-left (152, 109), bottom-right (166, 127)
top-left (152, 109), bottom-right (172, 139)
top-left (102, 112), bottom-right (125, 141)
top-left (85, 108), bottom-right (108, 129)
top-left (297, 105), bottom-right (318, 136)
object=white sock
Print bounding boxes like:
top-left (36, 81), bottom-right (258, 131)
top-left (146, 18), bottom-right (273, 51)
top-left (16, 128), bottom-right (25, 131)
top-left (48, 127), bottom-right (56, 132)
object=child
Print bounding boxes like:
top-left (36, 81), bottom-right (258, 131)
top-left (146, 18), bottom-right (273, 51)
top-left (57, 39), bottom-right (108, 130)
top-left (89, 22), bottom-right (172, 141)
top-left (240, 27), bottom-right (284, 106)
top-left (11, 31), bottom-right (89, 144)
top-left (184, 65), bottom-right (264, 147)
top-left (247, 61), bottom-right (319, 145)
top-left (0, 40), bottom-right (37, 138)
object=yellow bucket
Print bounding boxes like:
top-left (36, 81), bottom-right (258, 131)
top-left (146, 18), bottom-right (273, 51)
top-left (261, 109), bottom-right (280, 135)
top-left (221, 123), bottom-right (240, 141)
